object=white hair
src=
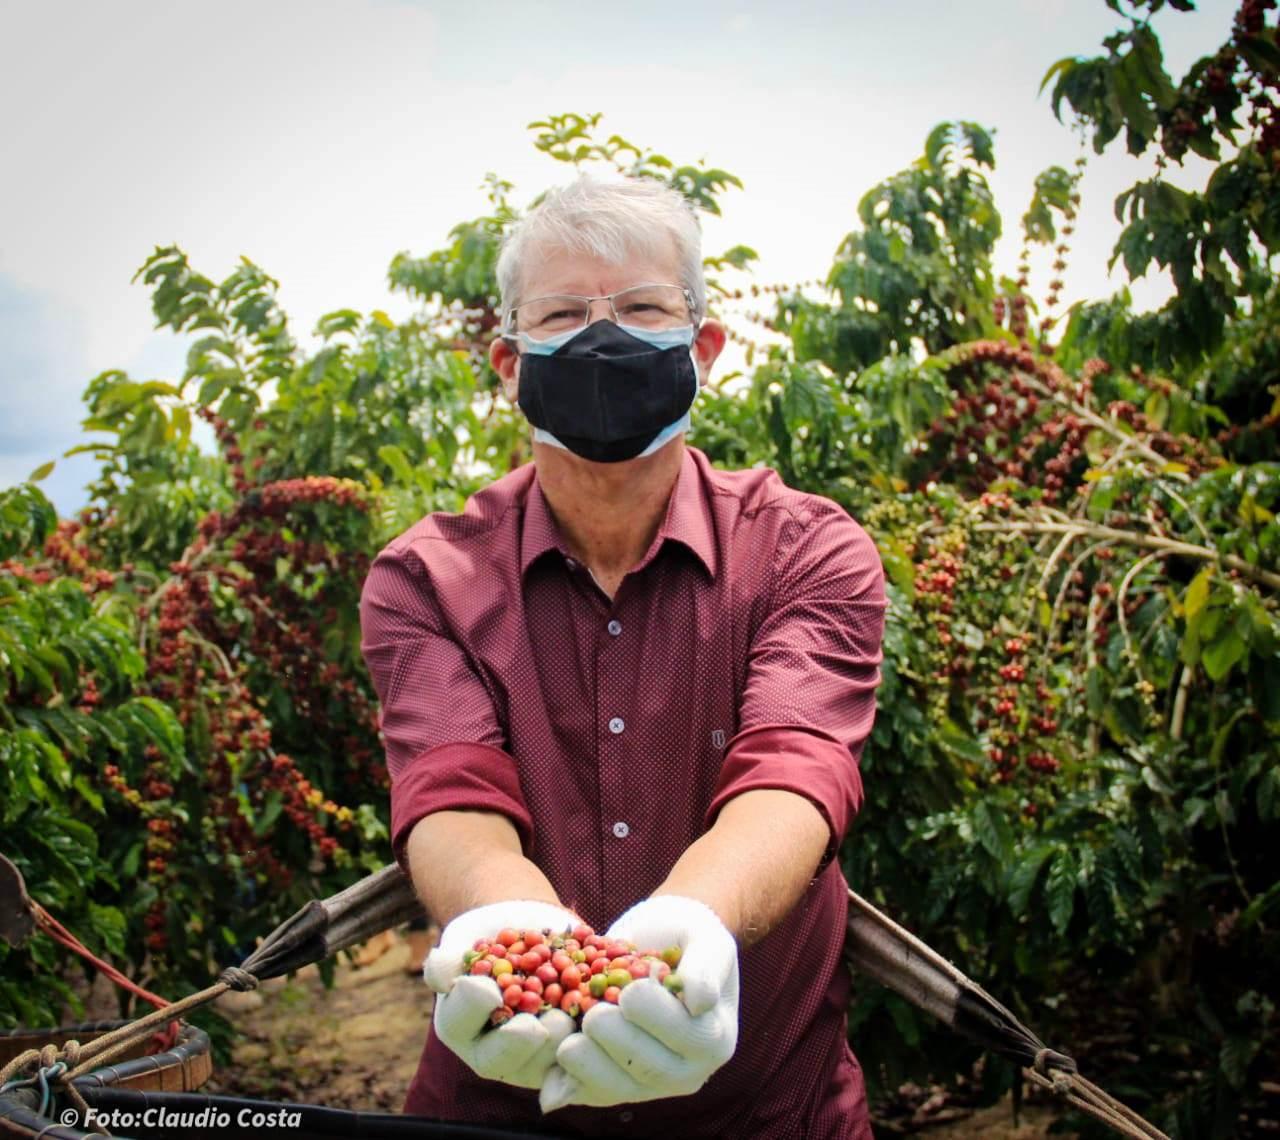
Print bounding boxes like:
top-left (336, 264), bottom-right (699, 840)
top-left (496, 174), bottom-right (706, 322)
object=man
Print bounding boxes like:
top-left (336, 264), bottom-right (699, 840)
top-left (360, 174), bottom-right (886, 1138)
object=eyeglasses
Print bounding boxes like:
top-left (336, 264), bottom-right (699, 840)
top-left (504, 283), bottom-right (697, 341)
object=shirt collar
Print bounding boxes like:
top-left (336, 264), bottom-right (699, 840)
top-left (520, 446), bottom-right (718, 582)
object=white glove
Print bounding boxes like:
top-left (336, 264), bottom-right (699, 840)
top-left (424, 899), bottom-right (579, 1089)
top-left (540, 895), bottom-right (739, 1113)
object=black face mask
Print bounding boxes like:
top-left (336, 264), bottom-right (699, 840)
top-left (516, 320), bottom-right (698, 464)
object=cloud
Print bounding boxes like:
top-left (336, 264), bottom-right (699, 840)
top-left (0, 276), bottom-right (91, 510)
top-left (0, 0), bottom-right (1237, 516)
top-left (0, 274), bottom-right (191, 513)
top-left (0, 274), bottom-right (89, 444)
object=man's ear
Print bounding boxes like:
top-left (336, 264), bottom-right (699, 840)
top-left (490, 336), bottom-right (520, 404)
top-left (692, 319), bottom-right (727, 387)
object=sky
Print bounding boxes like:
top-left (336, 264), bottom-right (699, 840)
top-left (0, 0), bottom-right (1238, 514)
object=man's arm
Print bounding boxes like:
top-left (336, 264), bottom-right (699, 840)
top-left (405, 809), bottom-right (566, 929)
top-left (409, 810), bottom-right (582, 1095)
top-left (652, 788), bottom-right (829, 947)
top-left (659, 504), bottom-right (886, 946)
top-left (543, 788), bottom-right (826, 1114)
top-left (361, 549), bottom-right (548, 923)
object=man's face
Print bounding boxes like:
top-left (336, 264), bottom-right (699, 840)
top-left (490, 240), bottom-right (726, 406)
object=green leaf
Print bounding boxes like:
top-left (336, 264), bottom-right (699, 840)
top-left (1184, 566), bottom-right (1213, 620)
top-left (935, 721), bottom-right (987, 765)
top-left (315, 309), bottom-right (363, 339)
top-left (877, 535), bottom-right (916, 596)
top-left (924, 122), bottom-right (953, 169)
top-left (1112, 57), bottom-right (1158, 149)
top-left (27, 460), bottom-right (55, 482)
top-left (1008, 844), bottom-right (1055, 916)
top-left (1184, 795), bottom-right (1209, 827)
top-left (87, 903), bottom-right (127, 959)
top-left (1210, 707), bottom-right (1251, 767)
top-left (252, 790), bottom-right (284, 837)
top-left (73, 774), bottom-right (104, 815)
top-left (377, 444), bottom-right (415, 484)
top-left (1238, 35), bottom-right (1280, 75)
top-left (120, 841), bottom-right (143, 878)
top-left (1039, 56), bottom-right (1074, 98)
top-left (1256, 766), bottom-right (1278, 821)
top-left (196, 373), bottom-right (230, 406)
top-left (1202, 627), bottom-right (1247, 681)
top-left (169, 403), bottom-right (192, 447)
top-left (1085, 853), bottom-right (1117, 927)
top-left (1129, 25), bottom-right (1175, 111)
top-left (972, 800), bottom-right (1013, 862)
top-left (1240, 880), bottom-right (1280, 931)
top-left (1220, 1034), bottom-right (1258, 1090)
top-left (1112, 828), bottom-right (1143, 887)
top-left (1045, 847), bottom-right (1078, 935)
top-left (1086, 667), bottom-right (1107, 716)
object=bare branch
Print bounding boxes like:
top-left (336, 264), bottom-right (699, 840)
top-left (974, 519), bottom-right (1280, 592)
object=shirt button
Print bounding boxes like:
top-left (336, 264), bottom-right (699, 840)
top-left (608, 716), bottom-right (625, 734)
top-left (565, 557), bottom-right (578, 569)
top-left (612, 821), bottom-right (630, 839)
top-left (619, 1110), bottom-right (634, 1123)
top-left (607, 619), bottom-right (622, 636)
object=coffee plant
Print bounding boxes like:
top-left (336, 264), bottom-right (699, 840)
top-left (695, 5), bottom-right (1279, 1130)
top-left (1, 4), bottom-right (1276, 1135)
top-left (0, 119), bottom-right (751, 1038)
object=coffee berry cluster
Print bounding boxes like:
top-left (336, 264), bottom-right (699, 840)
top-left (462, 924), bottom-right (683, 1028)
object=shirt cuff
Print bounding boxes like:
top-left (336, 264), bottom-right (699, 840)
top-left (390, 742), bottom-right (535, 869)
top-left (706, 725), bottom-right (864, 869)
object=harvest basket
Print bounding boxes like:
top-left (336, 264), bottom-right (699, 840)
top-left (0, 865), bottom-right (1165, 1140)
top-left (0, 1020), bottom-right (211, 1137)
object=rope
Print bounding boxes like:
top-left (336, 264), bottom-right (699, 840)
top-left (217, 967), bottom-right (259, 992)
top-left (0, 1042), bottom-right (96, 1133)
top-left (1025, 1051), bottom-right (1170, 1140)
top-left (58, 969), bottom-right (252, 1084)
top-left (31, 905), bottom-right (169, 1011)
top-left (28, 900), bottom-right (179, 1052)
top-left (4, 884), bottom-right (1171, 1140)
top-left (0, 1049), bottom-right (71, 1107)
top-left (0, 1041), bottom-right (78, 1089)
top-left (0, 966), bottom-right (257, 1131)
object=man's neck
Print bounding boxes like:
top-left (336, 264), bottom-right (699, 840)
top-left (533, 439), bottom-right (685, 582)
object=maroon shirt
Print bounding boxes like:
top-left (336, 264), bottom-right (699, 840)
top-left (360, 445), bottom-right (886, 1139)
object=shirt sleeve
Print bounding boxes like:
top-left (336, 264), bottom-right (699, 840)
top-left (707, 501), bottom-right (886, 865)
top-left (359, 544), bottom-right (534, 869)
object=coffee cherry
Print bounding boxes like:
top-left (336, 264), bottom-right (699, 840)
top-left (559, 991), bottom-right (582, 1016)
top-left (471, 923), bottom-right (685, 1035)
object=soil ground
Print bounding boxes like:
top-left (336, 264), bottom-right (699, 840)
top-left (204, 931), bottom-right (1074, 1137)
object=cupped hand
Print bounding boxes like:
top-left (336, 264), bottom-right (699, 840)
top-left (424, 899), bottom-right (580, 1089)
top-left (540, 895), bottom-right (738, 1112)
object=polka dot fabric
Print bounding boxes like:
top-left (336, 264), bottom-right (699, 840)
top-left (360, 445), bottom-right (885, 1139)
